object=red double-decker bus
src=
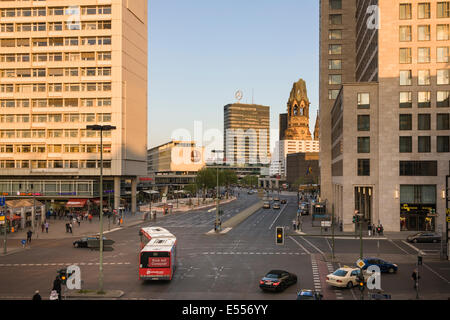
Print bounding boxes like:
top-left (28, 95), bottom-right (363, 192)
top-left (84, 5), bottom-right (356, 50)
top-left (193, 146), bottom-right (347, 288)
top-left (138, 227), bottom-right (177, 280)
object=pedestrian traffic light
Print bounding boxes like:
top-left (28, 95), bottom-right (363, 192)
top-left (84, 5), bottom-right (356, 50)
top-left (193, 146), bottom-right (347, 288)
top-left (352, 215), bottom-right (357, 223)
top-left (57, 268), bottom-right (67, 285)
top-left (276, 227), bottom-right (284, 245)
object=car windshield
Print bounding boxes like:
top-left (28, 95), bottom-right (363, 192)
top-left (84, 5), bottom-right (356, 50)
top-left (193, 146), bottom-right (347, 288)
top-left (333, 270), bottom-right (348, 277)
top-left (265, 273), bottom-right (281, 279)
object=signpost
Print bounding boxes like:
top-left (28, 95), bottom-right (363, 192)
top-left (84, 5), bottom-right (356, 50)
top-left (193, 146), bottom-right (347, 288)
top-left (0, 197), bottom-right (6, 254)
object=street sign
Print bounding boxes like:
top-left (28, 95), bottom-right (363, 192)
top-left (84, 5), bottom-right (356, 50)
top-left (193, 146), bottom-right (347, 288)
top-left (0, 215), bottom-right (5, 225)
top-left (0, 197), bottom-right (5, 206)
top-left (356, 259), bottom-right (366, 269)
top-left (321, 221), bottom-right (331, 227)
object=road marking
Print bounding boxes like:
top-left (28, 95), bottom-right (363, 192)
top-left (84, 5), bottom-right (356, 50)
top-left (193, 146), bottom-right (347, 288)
top-left (300, 237), bottom-right (324, 255)
top-left (289, 236), bottom-right (311, 255)
top-left (401, 240), bottom-right (425, 255)
top-left (268, 204), bottom-right (288, 230)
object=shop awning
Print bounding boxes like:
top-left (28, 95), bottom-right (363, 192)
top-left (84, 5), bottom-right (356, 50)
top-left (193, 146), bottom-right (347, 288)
top-left (91, 198), bottom-right (108, 205)
top-left (66, 199), bottom-right (88, 208)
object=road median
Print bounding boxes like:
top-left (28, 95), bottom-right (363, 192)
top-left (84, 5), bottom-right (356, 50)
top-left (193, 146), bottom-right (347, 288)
top-left (221, 201), bottom-right (263, 229)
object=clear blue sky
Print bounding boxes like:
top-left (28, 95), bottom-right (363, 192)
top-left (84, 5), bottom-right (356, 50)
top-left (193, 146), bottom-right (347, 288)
top-left (148, 0), bottom-right (319, 151)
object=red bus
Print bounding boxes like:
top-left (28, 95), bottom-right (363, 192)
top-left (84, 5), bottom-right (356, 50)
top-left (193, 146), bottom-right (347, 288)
top-left (139, 226), bottom-right (174, 249)
top-left (138, 227), bottom-right (177, 280)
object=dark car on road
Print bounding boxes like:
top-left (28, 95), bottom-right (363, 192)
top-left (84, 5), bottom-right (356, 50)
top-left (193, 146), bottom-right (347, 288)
top-left (281, 199), bottom-right (287, 204)
top-left (73, 236), bottom-right (108, 248)
top-left (259, 270), bottom-right (297, 292)
top-left (407, 232), bottom-right (441, 243)
top-left (296, 289), bottom-right (323, 300)
top-left (362, 258), bottom-right (398, 274)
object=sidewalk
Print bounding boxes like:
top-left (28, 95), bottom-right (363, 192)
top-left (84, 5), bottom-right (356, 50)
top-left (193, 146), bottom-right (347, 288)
top-left (1, 197), bottom-right (236, 256)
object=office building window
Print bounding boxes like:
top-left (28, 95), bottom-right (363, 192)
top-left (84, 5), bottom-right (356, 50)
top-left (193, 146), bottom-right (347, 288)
top-left (418, 91), bottom-right (431, 108)
top-left (418, 3), bottom-right (431, 19)
top-left (437, 113), bottom-right (450, 130)
top-left (437, 47), bottom-right (449, 62)
top-left (437, 136), bottom-right (450, 152)
top-left (400, 26), bottom-right (412, 41)
top-left (418, 70), bottom-right (431, 85)
top-left (418, 47), bottom-right (431, 63)
top-left (329, 59), bottom-right (342, 70)
top-left (400, 92), bottom-right (412, 108)
top-left (329, 44), bottom-right (342, 54)
top-left (399, 162), bottom-right (437, 176)
top-left (418, 114), bottom-right (431, 130)
top-left (437, 69), bottom-right (450, 85)
top-left (330, 14), bottom-right (342, 25)
top-left (399, 114), bottom-right (412, 130)
top-left (437, 24), bottom-right (450, 40)
top-left (418, 136), bottom-right (431, 152)
top-left (400, 48), bottom-right (412, 63)
top-left (329, 89), bottom-right (340, 100)
top-left (437, 91), bottom-right (450, 107)
top-left (358, 115), bottom-right (370, 131)
top-left (330, 0), bottom-right (342, 10)
top-left (400, 70), bottom-right (412, 85)
top-left (437, 2), bottom-right (450, 18)
top-left (399, 136), bottom-right (413, 153)
top-left (400, 3), bottom-right (412, 19)
top-left (357, 137), bottom-right (370, 153)
top-left (357, 159), bottom-right (370, 176)
top-left (358, 93), bottom-right (370, 109)
top-left (418, 25), bottom-right (431, 41)
top-left (329, 30), bottom-right (342, 40)
top-left (329, 74), bottom-right (342, 85)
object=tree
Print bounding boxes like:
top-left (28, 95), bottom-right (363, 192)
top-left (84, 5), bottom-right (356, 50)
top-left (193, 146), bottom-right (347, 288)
top-left (241, 175), bottom-right (258, 188)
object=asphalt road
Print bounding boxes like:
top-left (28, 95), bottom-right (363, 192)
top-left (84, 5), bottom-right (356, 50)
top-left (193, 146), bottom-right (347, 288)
top-left (0, 191), bottom-right (449, 300)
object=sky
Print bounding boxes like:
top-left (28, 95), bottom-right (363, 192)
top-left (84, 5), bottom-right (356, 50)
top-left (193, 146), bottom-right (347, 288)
top-left (148, 0), bottom-right (319, 154)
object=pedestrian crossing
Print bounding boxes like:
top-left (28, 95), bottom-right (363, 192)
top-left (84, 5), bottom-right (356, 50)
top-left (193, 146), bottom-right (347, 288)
top-left (311, 257), bottom-right (322, 292)
top-left (326, 261), bottom-right (344, 300)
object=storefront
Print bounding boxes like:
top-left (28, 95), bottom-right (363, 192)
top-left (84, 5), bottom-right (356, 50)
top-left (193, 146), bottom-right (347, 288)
top-left (400, 185), bottom-right (436, 232)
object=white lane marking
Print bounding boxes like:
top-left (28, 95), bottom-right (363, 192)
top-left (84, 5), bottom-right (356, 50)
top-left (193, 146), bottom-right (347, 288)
top-left (423, 264), bottom-right (450, 284)
top-left (289, 236), bottom-right (311, 255)
top-left (401, 240), bottom-right (426, 255)
top-left (300, 236), bottom-right (324, 255)
top-left (268, 204), bottom-right (288, 230)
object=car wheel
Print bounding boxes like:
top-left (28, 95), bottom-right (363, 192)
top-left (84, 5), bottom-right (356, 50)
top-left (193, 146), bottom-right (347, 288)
top-left (74, 243), bottom-right (79, 248)
top-left (413, 239), bottom-right (418, 243)
top-left (346, 281), bottom-right (353, 289)
top-left (388, 267), bottom-right (395, 274)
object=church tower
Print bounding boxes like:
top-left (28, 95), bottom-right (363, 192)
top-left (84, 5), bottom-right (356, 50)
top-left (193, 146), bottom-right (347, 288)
top-left (284, 79), bottom-right (312, 140)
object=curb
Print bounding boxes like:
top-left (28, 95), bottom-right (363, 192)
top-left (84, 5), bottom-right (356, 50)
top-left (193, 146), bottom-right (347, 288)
top-left (65, 290), bottom-right (124, 299)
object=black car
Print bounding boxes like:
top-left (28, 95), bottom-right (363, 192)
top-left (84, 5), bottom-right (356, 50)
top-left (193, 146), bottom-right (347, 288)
top-left (281, 199), bottom-right (287, 204)
top-left (407, 232), bottom-right (441, 243)
top-left (73, 236), bottom-right (108, 248)
top-left (296, 289), bottom-right (323, 300)
top-left (259, 270), bottom-right (297, 292)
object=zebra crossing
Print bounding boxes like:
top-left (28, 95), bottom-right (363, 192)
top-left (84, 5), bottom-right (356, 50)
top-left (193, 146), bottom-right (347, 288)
top-left (311, 257), bottom-right (322, 292)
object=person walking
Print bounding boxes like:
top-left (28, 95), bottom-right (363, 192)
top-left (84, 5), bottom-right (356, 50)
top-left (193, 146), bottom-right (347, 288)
top-left (32, 290), bottom-right (42, 300)
top-left (41, 222), bottom-right (45, 233)
top-left (26, 229), bottom-right (33, 243)
top-left (69, 222), bottom-right (73, 234)
top-left (88, 214), bottom-right (93, 223)
top-left (52, 276), bottom-right (62, 301)
top-left (45, 221), bottom-right (49, 233)
top-left (411, 269), bottom-right (420, 289)
top-left (380, 224), bottom-right (384, 236)
top-left (368, 224), bottom-right (372, 237)
top-left (76, 215), bottom-right (81, 227)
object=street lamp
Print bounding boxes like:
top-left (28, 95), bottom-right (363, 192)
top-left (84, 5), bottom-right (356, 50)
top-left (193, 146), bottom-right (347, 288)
top-left (86, 124), bottom-right (116, 294)
top-left (212, 150), bottom-right (224, 232)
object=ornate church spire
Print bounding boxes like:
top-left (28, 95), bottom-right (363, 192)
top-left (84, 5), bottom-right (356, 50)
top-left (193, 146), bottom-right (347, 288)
top-left (284, 78), bottom-right (312, 140)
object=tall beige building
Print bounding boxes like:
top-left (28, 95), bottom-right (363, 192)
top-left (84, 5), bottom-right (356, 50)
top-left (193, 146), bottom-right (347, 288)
top-left (321, 0), bottom-right (450, 233)
top-left (0, 0), bottom-right (148, 213)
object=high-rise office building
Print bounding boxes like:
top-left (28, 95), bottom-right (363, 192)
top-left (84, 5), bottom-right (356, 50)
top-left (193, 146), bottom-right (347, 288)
top-left (224, 103), bottom-right (270, 166)
top-left (320, 0), bottom-right (450, 233)
top-left (0, 0), bottom-right (148, 214)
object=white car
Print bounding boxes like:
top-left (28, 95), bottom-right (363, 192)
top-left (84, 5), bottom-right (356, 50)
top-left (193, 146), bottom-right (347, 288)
top-left (326, 267), bottom-right (368, 289)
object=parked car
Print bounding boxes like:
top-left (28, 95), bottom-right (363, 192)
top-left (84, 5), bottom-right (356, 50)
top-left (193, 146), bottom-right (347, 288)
top-left (326, 267), bottom-right (369, 289)
top-left (296, 289), bottom-right (323, 300)
top-left (274, 197), bottom-right (280, 202)
top-left (259, 270), bottom-right (297, 292)
top-left (273, 202), bottom-right (281, 209)
top-left (263, 201), bottom-right (271, 209)
top-left (407, 232), bottom-right (441, 243)
top-left (362, 258), bottom-right (398, 273)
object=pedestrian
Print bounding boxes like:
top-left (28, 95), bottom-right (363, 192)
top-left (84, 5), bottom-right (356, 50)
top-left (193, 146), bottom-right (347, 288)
top-left (32, 290), bottom-right (42, 301)
top-left (69, 222), bottom-right (73, 234)
top-left (380, 224), bottom-right (384, 236)
top-left (76, 215), bottom-right (81, 227)
top-left (52, 276), bottom-right (62, 300)
top-left (88, 214), bottom-right (92, 223)
top-left (27, 229), bottom-right (33, 243)
top-left (372, 224), bottom-right (376, 237)
top-left (368, 224), bottom-right (372, 237)
top-left (41, 222), bottom-right (45, 233)
top-left (45, 221), bottom-right (49, 233)
top-left (292, 219), bottom-right (296, 230)
top-left (411, 269), bottom-right (420, 289)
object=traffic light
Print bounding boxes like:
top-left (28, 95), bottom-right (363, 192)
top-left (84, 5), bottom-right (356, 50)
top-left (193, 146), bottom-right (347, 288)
top-left (352, 215), bottom-right (358, 223)
top-left (57, 268), bottom-right (67, 285)
top-left (276, 227), bottom-right (284, 245)
top-left (358, 280), bottom-right (365, 292)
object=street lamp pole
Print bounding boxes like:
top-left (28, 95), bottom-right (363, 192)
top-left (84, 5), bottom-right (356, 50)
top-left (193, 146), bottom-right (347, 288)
top-left (212, 150), bottom-right (224, 232)
top-left (87, 125), bottom-right (116, 294)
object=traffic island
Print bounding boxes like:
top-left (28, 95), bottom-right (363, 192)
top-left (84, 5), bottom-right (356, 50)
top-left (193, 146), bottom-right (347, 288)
top-left (65, 289), bottom-right (124, 300)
